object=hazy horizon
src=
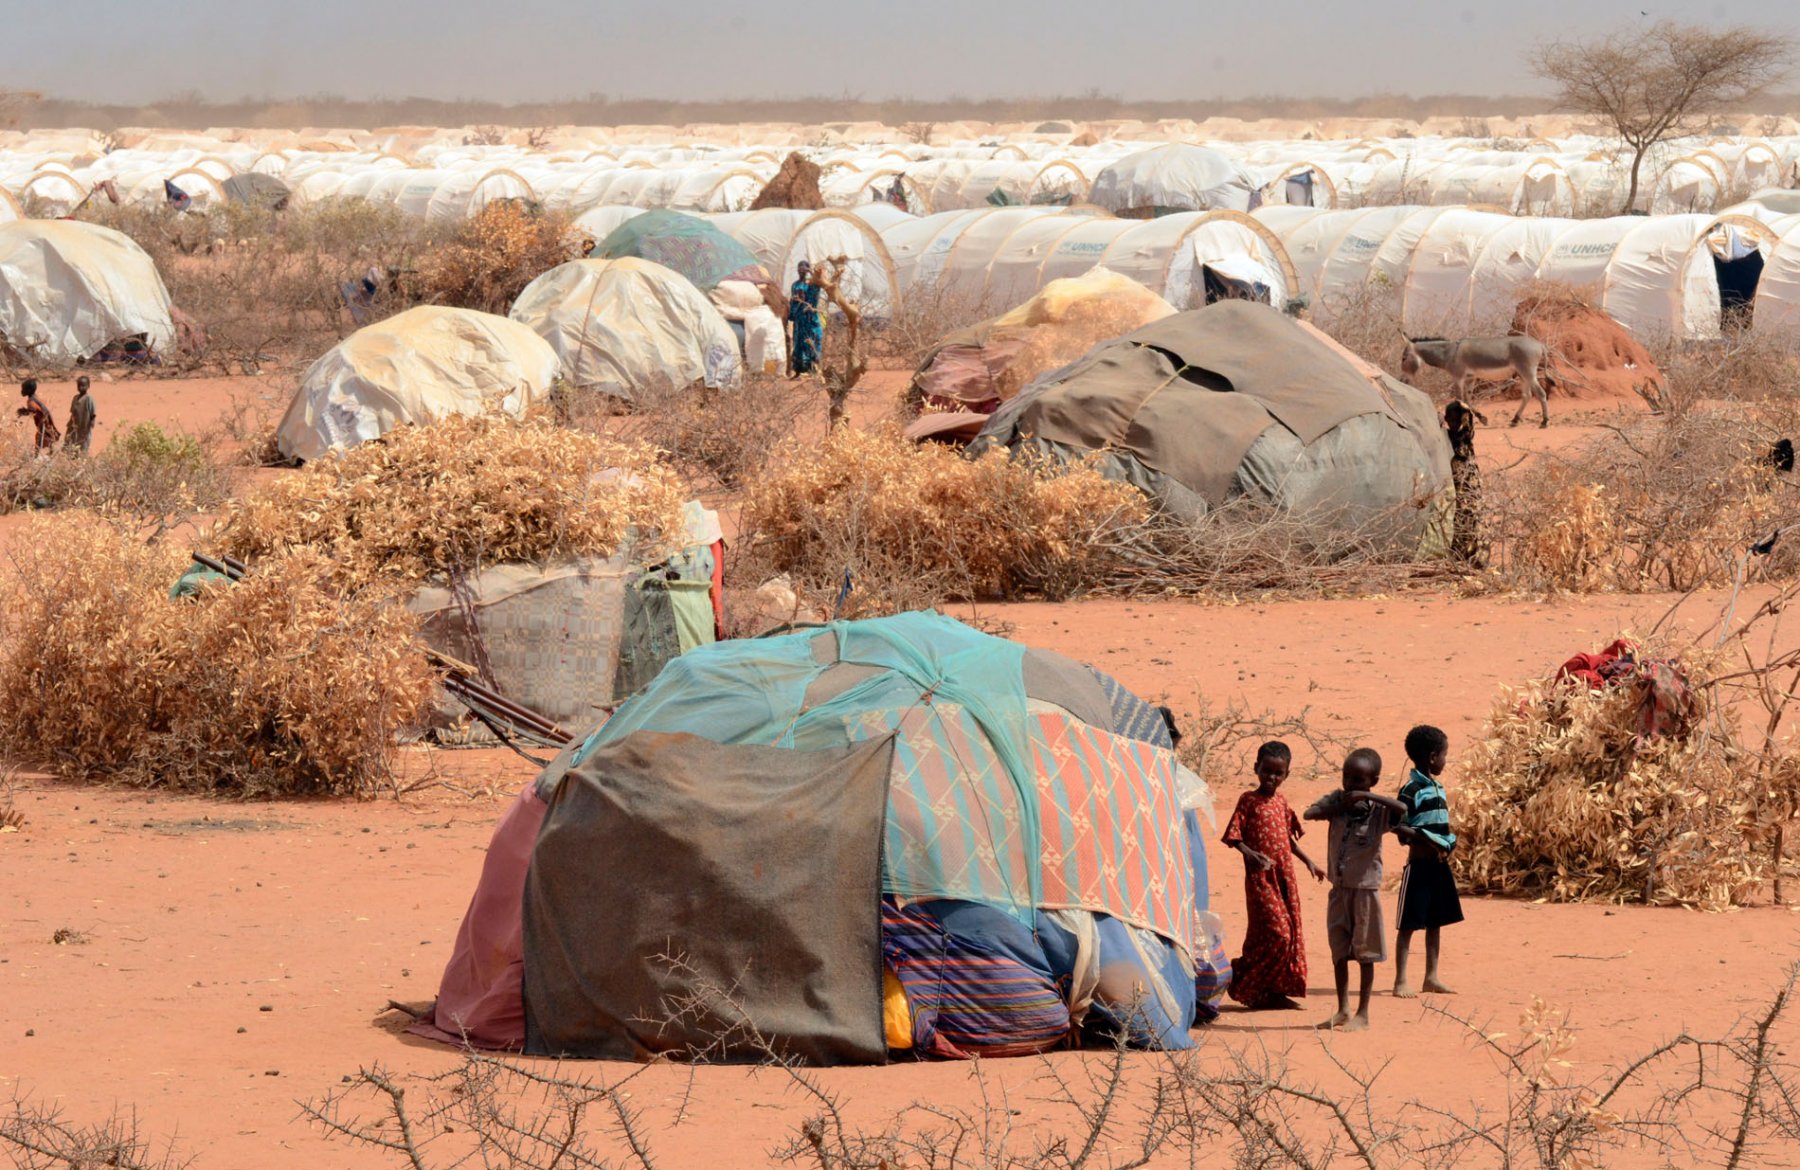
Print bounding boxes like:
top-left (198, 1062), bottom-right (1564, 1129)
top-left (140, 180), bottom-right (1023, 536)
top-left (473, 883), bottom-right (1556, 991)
top-left (7, 1), bottom-right (1798, 109)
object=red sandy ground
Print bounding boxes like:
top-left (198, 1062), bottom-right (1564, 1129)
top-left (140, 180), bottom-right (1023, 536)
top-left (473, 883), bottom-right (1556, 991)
top-left (9, 371), bottom-right (1786, 1168)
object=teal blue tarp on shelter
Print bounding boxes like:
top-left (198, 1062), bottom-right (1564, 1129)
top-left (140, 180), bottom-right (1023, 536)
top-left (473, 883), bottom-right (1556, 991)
top-left (594, 209), bottom-right (767, 293)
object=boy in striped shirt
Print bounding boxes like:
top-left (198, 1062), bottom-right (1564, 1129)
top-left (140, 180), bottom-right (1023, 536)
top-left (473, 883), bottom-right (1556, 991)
top-left (1393, 725), bottom-right (1463, 998)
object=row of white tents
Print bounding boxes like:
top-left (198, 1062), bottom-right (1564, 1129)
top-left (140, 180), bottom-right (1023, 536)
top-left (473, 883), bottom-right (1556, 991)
top-left (3, 135), bottom-right (1798, 222)
top-left (10, 193), bottom-right (1800, 380)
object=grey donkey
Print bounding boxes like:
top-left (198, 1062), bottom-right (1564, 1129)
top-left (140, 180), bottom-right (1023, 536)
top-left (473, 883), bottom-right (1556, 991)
top-left (1400, 335), bottom-right (1551, 429)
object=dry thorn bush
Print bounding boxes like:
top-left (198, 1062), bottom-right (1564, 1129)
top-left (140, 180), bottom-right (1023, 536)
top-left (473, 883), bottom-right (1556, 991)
top-left (0, 422), bottom-right (237, 522)
top-left (0, 517), bottom-right (434, 796)
top-left (606, 373), bottom-right (816, 491)
top-left (868, 277), bottom-right (999, 376)
top-left (1459, 582), bottom-right (1800, 909)
top-left (1476, 408), bottom-right (1800, 593)
top-left (85, 200), bottom-right (428, 374)
top-left (288, 958), bottom-right (1800, 1170)
top-left (737, 426), bottom-right (1148, 616)
top-left (0, 1091), bottom-right (191, 1170)
top-left (210, 415), bottom-right (687, 586)
top-left (414, 201), bottom-right (578, 316)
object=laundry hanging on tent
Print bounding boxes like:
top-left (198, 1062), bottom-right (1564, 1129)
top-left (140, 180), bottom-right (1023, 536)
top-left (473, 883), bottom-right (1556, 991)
top-left (163, 179), bottom-right (191, 211)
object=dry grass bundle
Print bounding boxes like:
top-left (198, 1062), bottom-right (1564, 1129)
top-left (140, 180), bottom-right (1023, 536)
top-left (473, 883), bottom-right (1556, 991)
top-left (416, 202), bottom-right (575, 315)
top-left (739, 426), bottom-right (1147, 615)
top-left (211, 415), bottom-right (687, 583)
top-left (1456, 640), bottom-right (1800, 910)
top-left (0, 517), bottom-right (434, 795)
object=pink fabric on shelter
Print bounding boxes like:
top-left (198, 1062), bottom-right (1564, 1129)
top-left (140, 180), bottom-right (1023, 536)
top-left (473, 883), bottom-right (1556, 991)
top-left (408, 781), bottom-right (549, 1049)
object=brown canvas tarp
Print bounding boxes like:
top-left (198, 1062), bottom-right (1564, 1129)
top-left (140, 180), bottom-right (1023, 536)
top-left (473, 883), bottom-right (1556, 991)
top-left (975, 300), bottom-right (1417, 507)
top-left (522, 730), bottom-right (896, 1064)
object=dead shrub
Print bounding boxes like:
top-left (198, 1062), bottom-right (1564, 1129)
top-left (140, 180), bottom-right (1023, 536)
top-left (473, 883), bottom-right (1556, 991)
top-left (1478, 407), bottom-right (1800, 592)
top-left (0, 516), bottom-right (434, 796)
top-left (1648, 327), bottom-right (1800, 413)
top-left (83, 200), bottom-right (428, 374)
top-left (0, 421), bottom-right (235, 520)
top-left (414, 201), bottom-right (577, 315)
top-left (1090, 498), bottom-right (1454, 599)
top-left (210, 414), bottom-right (687, 584)
top-left (738, 426), bottom-right (1147, 616)
top-left (867, 276), bottom-right (998, 376)
top-left (608, 373), bottom-right (816, 491)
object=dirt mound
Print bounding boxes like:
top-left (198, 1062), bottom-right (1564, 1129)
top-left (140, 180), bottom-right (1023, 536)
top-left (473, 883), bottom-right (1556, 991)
top-left (750, 151), bottom-right (825, 210)
top-left (1511, 287), bottom-right (1664, 406)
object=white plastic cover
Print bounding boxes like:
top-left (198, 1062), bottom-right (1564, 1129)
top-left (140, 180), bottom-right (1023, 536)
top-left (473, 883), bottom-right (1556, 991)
top-left (276, 306), bottom-right (559, 462)
top-left (0, 220), bottom-right (176, 362)
top-left (509, 256), bottom-right (743, 401)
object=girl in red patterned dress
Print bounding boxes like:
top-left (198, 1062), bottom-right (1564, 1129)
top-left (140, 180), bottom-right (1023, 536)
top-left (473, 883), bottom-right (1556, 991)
top-left (1221, 741), bottom-right (1324, 1009)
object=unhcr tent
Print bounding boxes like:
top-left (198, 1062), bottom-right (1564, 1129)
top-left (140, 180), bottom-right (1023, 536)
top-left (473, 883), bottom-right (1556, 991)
top-left (510, 257), bottom-right (742, 402)
top-left (970, 300), bottom-right (1451, 547)
top-left (594, 207), bottom-right (769, 292)
top-left (0, 220), bottom-right (176, 363)
top-left (275, 306), bottom-right (560, 462)
top-left (414, 611), bottom-right (1229, 1062)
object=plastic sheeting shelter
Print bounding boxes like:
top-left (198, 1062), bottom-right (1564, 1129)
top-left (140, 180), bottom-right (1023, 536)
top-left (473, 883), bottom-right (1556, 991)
top-left (1255, 205), bottom-right (1764, 340)
top-left (0, 220), bottom-right (176, 363)
top-left (275, 306), bottom-right (559, 462)
top-left (971, 300), bottom-right (1451, 548)
top-left (880, 207), bottom-right (1296, 316)
top-left (414, 611), bottom-right (1229, 1062)
top-left (509, 257), bottom-right (742, 402)
top-left (1087, 144), bottom-right (1256, 215)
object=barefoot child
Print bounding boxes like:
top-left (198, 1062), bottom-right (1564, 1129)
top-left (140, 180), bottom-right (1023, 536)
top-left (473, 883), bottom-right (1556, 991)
top-left (1304, 748), bottom-right (1407, 1031)
top-left (1394, 725), bottom-right (1464, 998)
top-left (1221, 741), bottom-right (1324, 1010)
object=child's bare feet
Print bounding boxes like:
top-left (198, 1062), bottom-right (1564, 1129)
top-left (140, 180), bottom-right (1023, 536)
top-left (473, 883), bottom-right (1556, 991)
top-left (1421, 978), bottom-right (1456, 994)
top-left (1339, 1014), bottom-right (1369, 1032)
top-left (1317, 1011), bottom-right (1350, 1030)
top-left (1393, 982), bottom-right (1417, 999)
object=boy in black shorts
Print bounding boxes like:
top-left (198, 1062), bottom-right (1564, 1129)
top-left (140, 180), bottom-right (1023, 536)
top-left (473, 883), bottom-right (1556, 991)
top-left (1394, 725), bottom-right (1463, 998)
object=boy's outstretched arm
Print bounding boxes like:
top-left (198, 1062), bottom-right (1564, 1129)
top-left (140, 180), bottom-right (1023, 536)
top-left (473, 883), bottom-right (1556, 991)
top-left (1301, 792), bottom-right (1343, 820)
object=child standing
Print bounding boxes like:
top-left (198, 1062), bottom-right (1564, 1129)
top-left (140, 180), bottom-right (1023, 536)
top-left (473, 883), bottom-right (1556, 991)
top-left (1304, 748), bottom-right (1407, 1031)
top-left (1394, 725), bottom-right (1464, 998)
top-left (1221, 741), bottom-right (1324, 1010)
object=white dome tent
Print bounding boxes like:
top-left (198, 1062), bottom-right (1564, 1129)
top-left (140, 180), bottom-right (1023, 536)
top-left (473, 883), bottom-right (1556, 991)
top-left (1088, 144), bottom-right (1257, 216)
top-left (509, 257), bottom-right (742, 403)
top-left (276, 306), bottom-right (560, 462)
top-left (0, 220), bottom-right (177, 363)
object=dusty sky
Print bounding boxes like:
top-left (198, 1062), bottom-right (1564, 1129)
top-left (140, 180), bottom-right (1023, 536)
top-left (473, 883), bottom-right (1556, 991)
top-left (6, 1), bottom-right (1797, 105)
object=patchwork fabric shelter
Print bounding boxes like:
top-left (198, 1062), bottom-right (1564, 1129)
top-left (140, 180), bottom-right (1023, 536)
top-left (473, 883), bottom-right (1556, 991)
top-left (0, 220), bottom-right (176, 363)
top-left (416, 612), bottom-right (1229, 1063)
top-left (276, 306), bottom-right (559, 462)
top-left (970, 300), bottom-right (1451, 548)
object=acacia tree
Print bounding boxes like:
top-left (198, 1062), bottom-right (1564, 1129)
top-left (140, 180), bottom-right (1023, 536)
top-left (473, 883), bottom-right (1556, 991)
top-left (1531, 22), bottom-right (1791, 213)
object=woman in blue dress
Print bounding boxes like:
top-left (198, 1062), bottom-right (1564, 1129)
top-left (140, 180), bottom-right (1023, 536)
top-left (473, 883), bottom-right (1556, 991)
top-left (788, 260), bottom-right (824, 376)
